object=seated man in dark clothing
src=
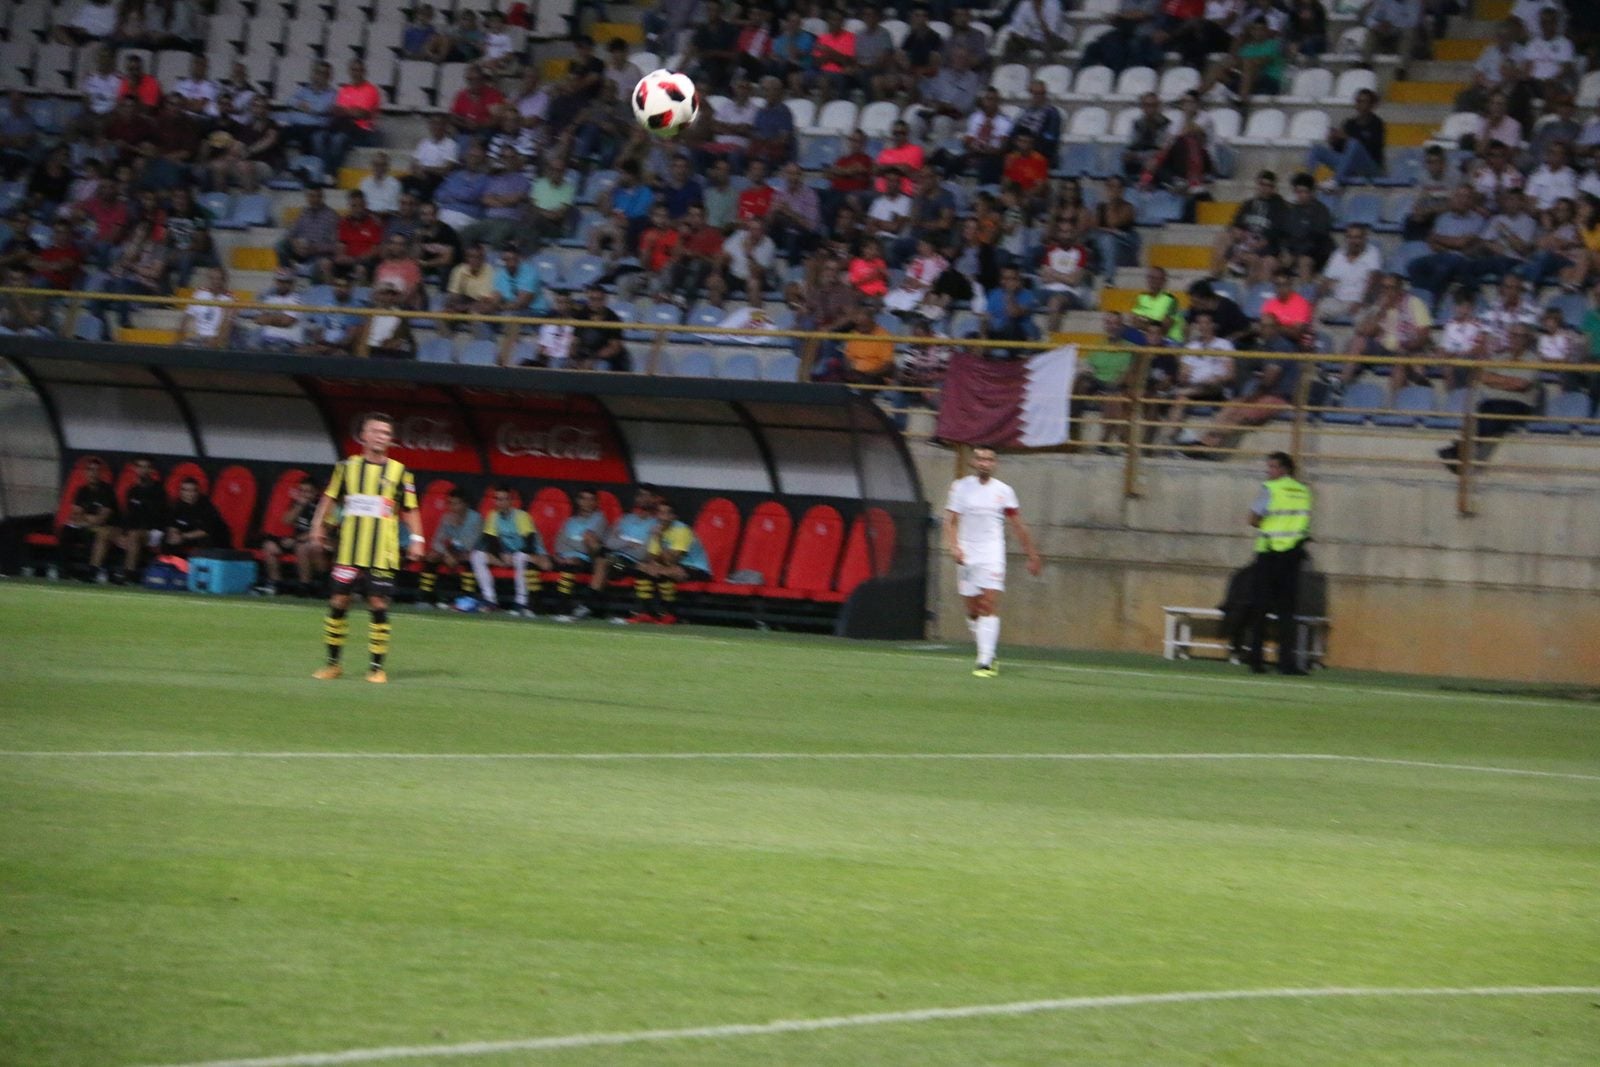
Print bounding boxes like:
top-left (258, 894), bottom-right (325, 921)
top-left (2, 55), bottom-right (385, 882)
top-left (112, 456), bottom-right (166, 582)
top-left (574, 284), bottom-right (630, 371)
top-left (1282, 172), bottom-right (1335, 282)
top-left (54, 457), bottom-right (118, 581)
top-left (162, 478), bottom-right (227, 557)
top-left (1186, 279), bottom-right (1255, 348)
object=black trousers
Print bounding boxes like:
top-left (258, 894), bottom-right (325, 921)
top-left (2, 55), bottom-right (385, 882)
top-left (1248, 544), bottom-right (1305, 672)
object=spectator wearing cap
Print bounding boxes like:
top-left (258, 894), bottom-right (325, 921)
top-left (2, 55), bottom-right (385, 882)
top-left (372, 234), bottom-right (426, 310)
top-left (251, 268), bottom-right (306, 351)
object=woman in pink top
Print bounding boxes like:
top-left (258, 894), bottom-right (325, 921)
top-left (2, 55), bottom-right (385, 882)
top-left (848, 237), bottom-right (891, 299)
top-left (314, 58), bottom-right (382, 180)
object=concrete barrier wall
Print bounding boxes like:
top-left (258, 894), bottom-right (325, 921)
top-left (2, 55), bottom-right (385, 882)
top-left (914, 446), bottom-right (1600, 685)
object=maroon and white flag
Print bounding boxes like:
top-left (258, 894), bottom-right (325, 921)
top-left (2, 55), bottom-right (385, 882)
top-left (934, 346), bottom-right (1077, 447)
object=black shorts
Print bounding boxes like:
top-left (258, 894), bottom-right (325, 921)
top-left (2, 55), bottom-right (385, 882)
top-left (682, 566), bottom-right (711, 583)
top-left (331, 564), bottom-right (397, 598)
top-left (551, 555), bottom-right (593, 572)
top-left (605, 551), bottom-right (645, 572)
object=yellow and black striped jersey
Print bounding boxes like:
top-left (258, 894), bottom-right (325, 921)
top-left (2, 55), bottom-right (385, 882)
top-left (322, 456), bottom-right (419, 571)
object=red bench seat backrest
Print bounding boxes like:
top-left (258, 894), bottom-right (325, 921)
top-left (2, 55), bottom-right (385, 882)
top-left (51, 456), bottom-right (106, 530)
top-left (782, 504), bottom-right (845, 592)
top-left (211, 465), bottom-right (259, 549)
top-left (691, 497), bottom-right (741, 582)
top-left (164, 461), bottom-right (209, 502)
top-left (529, 486), bottom-right (571, 553)
top-left (418, 479), bottom-right (458, 545)
top-left (259, 469), bottom-right (312, 539)
top-left (730, 500), bottom-right (792, 585)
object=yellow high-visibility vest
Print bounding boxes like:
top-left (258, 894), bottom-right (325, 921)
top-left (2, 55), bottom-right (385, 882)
top-left (1255, 476), bottom-right (1311, 553)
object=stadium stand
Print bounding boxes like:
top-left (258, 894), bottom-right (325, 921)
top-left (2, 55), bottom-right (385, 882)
top-left (0, 0), bottom-right (1596, 479)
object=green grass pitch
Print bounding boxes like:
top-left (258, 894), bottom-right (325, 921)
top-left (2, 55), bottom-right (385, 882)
top-left (1, 582), bottom-right (1597, 1066)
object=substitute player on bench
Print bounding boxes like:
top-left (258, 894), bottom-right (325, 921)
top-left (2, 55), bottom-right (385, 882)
top-left (943, 447), bottom-right (1042, 677)
top-left (309, 412), bottom-right (424, 683)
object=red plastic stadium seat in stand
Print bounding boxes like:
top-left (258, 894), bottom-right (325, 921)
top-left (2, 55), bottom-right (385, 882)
top-left (259, 470), bottom-right (311, 540)
top-left (820, 508), bottom-right (896, 603)
top-left (211, 465), bottom-right (258, 549)
top-left (708, 500), bottom-right (792, 597)
top-left (596, 490), bottom-right (623, 525)
top-left (164, 461), bottom-right (209, 501)
top-left (528, 486), bottom-right (571, 555)
top-left (687, 497), bottom-right (741, 590)
top-left (765, 504), bottom-right (844, 599)
top-left (24, 455), bottom-right (106, 549)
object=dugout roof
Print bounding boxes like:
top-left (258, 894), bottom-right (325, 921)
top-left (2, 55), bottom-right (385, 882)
top-left (0, 339), bottom-right (923, 506)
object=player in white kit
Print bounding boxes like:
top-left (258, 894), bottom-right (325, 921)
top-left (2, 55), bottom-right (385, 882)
top-left (942, 448), bottom-right (1042, 677)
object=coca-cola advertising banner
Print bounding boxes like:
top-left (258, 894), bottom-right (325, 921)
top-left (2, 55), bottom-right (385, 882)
top-left (326, 399), bottom-right (481, 473)
top-left (475, 409), bottom-right (629, 483)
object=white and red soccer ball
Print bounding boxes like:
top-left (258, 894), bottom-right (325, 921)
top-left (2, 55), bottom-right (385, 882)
top-left (632, 69), bottom-right (700, 138)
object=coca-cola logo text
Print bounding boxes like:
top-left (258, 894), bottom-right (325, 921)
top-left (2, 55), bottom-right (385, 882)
top-left (348, 414), bottom-right (460, 453)
top-left (495, 422), bottom-right (602, 462)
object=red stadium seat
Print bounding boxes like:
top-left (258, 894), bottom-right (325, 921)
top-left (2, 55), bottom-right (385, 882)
top-left (690, 497), bottom-right (741, 583)
top-left (820, 509), bottom-right (896, 603)
top-left (113, 461), bottom-right (142, 509)
top-left (165, 461), bottom-right (209, 502)
top-left (528, 486), bottom-right (571, 554)
top-left (708, 500), bottom-right (791, 597)
top-left (259, 469), bottom-right (312, 540)
top-left (211, 466), bottom-right (258, 550)
top-left (24, 455), bottom-right (106, 548)
top-left (477, 485), bottom-right (521, 515)
top-left (765, 504), bottom-right (844, 599)
top-left (596, 490), bottom-right (622, 525)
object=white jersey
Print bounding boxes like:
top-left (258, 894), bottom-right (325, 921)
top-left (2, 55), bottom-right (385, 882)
top-left (945, 475), bottom-right (1019, 567)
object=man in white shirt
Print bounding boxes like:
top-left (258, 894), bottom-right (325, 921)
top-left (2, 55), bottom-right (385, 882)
top-left (1523, 140), bottom-right (1577, 210)
top-left (1169, 311), bottom-right (1235, 438)
top-left (359, 152), bottom-right (403, 215)
top-left (179, 268), bottom-right (235, 349)
top-left (55, 0), bottom-right (116, 44)
top-left (866, 185), bottom-right (913, 240)
top-left (535, 290), bottom-right (577, 367)
top-left (1004, 0), bottom-right (1069, 59)
top-left (81, 47), bottom-right (122, 116)
top-left (708, 79), bottom-right (759, 161)
top-left (1523, 9), bottom-right (1576, 89)
top-left (720, 216), bottom-right (776, 304)
top-left (1457, 19), bottom-right (1528, 113)
top-left (958, 89), bottom-right (1013, 185)
top-left (1510, 0), bottom-right (1562, 35)
top-left (173, 55), bottom-right (222, 120)
top-left (252, 269), bottom-right (305, 351)
top-left (942, 447), bottom-right (1043, 677)
top-left (1317, 223), bottom-right (1383, 322)
top-left (405, 114), bottom-right (460, 198)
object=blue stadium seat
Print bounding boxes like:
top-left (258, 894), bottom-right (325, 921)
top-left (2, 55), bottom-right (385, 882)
top-left (566, 254), bottom-right (606, 290)
top-left (1548, 292), bottom-right (1587, 330)
top-left (1373, 190), bottom-right (1414, 234)
top-left (227, 193), bottom-right (272, 229)
top-left (200, 192), bottom-right (235, 228)
top-left (418, 336), bottom-right (456, 363)
top-left (459, 339), bottom-right (499, 366)
top-left (1241, 283), bottom-right (1273, 319)
top-left (720, 353), bottom-right (762, 380)
top-left (1527, 390), bottom-right (1591, 434)
top-left (688, 303), bottom-right (726, 329)
top-left (579, 169), bottom-right (618, 206)
top-left (762, 353), bottom-right (801, 381)
top-left (1339, 191), bottom-right (1382, 230)
top-left (1373, 147), bottom-right (1423, 187)
top-left (1423, 387), bottom-right (1471, 430)
top-left (1323, 380), bottom-right (1386, 424)
top-left (670, 350), bottom-right (715, 377)
top-left (531, 252), bottom-right (566, 290)
top-left (1058, 142), bottom-right (1096, 178)
top-left (1374, 384), bottom-right (1434, 426)
top-left (73, 314), bottom-right (105, 342)
top-left (1388, 240), bottom-right (1430, 276)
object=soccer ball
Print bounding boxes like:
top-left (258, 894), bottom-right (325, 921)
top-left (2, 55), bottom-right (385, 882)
top-left (632, 69), bottom-right (700, 138)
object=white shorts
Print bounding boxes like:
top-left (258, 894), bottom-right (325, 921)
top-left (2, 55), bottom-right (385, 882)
top-left (957, 562), bottom-right (1005, 597)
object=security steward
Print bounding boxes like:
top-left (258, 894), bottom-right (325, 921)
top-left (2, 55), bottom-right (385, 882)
top-left (1246, 451), bottom-right (1312, 675)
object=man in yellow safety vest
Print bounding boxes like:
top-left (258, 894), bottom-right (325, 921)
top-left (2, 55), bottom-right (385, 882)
top-left (1246, 451), bottom-right (1312, 675)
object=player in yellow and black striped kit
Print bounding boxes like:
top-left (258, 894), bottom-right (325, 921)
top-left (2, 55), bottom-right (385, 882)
top-left (309, 412), bottom-right (424, 683)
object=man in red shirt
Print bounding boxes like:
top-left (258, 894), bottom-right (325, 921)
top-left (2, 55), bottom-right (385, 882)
top-left (874, 120), bottom-right (924, 195)
top-left (315, 58), bottom-right (381, 179)
top-left (80, 180), bottom-right (131, 251)
top-left (664, 204), bottom-right (727, 305)
top-left (736, 159), bottom-right (774, 221)
top-left (1259, 268), bottom-right (1314, 331)
top-left (812, 10), bottom-right (856, 98)
top-left (1002, 130), bottom-right (1050, 202)
top-left (117, 53), bottom-right (161, 109)
top-left (824, 129), bottom-right (874, 222)
top-left (334, 190), bottom-right (385, 279)
top-left (449, 63), bottom-right (506, 136)
top-left (31, 220), bottom-right (86, 291)
top-left (638, 203), bottom-right (680, 275)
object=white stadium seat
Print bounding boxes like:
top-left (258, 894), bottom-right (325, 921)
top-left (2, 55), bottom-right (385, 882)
top-left (1332, 68), bottom-right (1378, 102)
top-left (1435, 111), bottom-right (1480, 144)
top-left (1110, 66), bottom-right (1157, 102)
top-left (1580, 70), bottom-right (1600, 107)
top-left (1280, 68), bottom-right (1333, 104)
top-left (784, 97), bottom-right (817, 129)
top-left (1066, 65), bottom-right (1113, 102)
top-left (1235, 108), bottom-right (1287, 146)
top-left (810, 99), bottom-right (859, 135)
top-left (992, 62), bottom-right (1030, 101)
top-left (1157, 66), bottom-right (1199, 99)
top-left (1037, 64), bottom-right (1072, 98)
top-left (1067, 106), bottom-right (1110, 138)
top-left (1208, 107), bottom-right (1242, 142)
top-left (1287, 110), bottom-right (1331, 143)
top-left (858, 100), bottom-right (899, 137)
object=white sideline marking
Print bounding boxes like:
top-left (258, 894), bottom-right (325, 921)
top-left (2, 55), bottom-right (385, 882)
top-left (2, 750), bottom-right (1595, 781)
top-left (2, 584), bottom-right (1588, 708)
top-left (141, 986), bottom-right (1600, 1067)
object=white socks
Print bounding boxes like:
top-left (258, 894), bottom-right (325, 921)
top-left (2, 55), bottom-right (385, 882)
top-left (967, 616), bottom-right (979, 635)
top-left (975, 615), bottom-right (1000, 666)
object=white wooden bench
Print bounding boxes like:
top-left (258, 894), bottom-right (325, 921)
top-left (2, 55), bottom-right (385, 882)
top-left (1161, 606), bottom-right (1330, 668)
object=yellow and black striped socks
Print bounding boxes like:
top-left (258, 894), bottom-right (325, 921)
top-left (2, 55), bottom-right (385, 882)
top-left (419, 570), bottom-right (438, 602)
top-left (634, 577), bottom-right (654, 613)
top-left (658, 580), bottom-right (677, 614)
top-left (368, 609), bottom-right (391, 670)
top-left (323, 608), bottom-right (349, 665)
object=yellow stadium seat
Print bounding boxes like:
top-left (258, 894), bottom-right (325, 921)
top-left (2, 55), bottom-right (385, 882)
top-left (116, 327), bottom-right (179, 345)
top-left (1148, 245), bottom-right (1211, 271)
top-left (230, 247), bottom-right (278, 271)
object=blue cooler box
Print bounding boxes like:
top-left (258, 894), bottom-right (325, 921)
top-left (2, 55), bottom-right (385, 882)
top-left (188, 556), bottom-right (258, 595)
